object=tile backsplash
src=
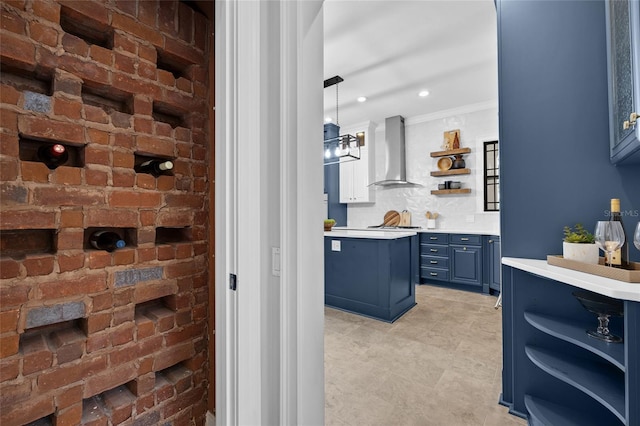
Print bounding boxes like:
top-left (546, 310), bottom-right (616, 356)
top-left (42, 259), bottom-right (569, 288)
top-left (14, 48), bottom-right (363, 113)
top-left (345, 104), bottom-right (500, 233)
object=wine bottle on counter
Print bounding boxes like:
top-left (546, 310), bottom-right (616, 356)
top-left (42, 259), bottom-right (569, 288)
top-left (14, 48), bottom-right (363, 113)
top-left (607, 198), bottom-right (629, 269)
top-left (90, 231), bottom-right (126, 252)
top-left (37, 143), bottom-right (69, 170)
top-left (134, 159), bottom-right (173, 177)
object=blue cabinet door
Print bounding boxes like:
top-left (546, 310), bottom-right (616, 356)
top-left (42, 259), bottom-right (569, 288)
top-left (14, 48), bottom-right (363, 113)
top-left (488, 236), bottom-right (501, 291)
top-left (450, 245), bottom-right (482, 286)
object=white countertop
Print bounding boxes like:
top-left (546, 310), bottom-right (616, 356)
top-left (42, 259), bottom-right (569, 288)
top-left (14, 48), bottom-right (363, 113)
top-left (502, 257), bottom-right (640, 302)
top-left (333, 227), bottom-right (500, 236)
top-left (324, 229), bottom-right (417, 239)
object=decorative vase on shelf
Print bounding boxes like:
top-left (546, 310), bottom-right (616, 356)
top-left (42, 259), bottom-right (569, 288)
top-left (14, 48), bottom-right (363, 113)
top-left (563, 242), bottom-right (599, 264)
top-left (451, 154), bottom-right (465, 169)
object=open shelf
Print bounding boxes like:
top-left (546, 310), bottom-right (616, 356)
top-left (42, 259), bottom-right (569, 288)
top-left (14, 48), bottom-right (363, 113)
top-left (430, 168), bottom-right (470, 177)
top-left (524, 311), bottom-right (625, 371)
top-left (430, 189), bottom-right (471, 195)
top-left (525, 345), bottom-right (625, 423)
top-left (524, 394), bottom-right (623, 426)
top-left (430, 147), bottom-right (471, 157)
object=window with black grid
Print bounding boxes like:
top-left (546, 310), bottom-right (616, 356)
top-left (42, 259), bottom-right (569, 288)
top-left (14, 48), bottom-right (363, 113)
top-left (484, 141), bottom-right (499, 211)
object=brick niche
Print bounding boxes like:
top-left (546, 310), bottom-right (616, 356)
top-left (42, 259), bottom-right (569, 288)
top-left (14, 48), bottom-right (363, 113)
top-left (0, 1), bottom-right (211, 424)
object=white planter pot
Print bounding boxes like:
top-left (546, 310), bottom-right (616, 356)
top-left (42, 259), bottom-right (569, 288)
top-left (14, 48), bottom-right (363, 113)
top-left (563, 242), bottom-right (599, 264)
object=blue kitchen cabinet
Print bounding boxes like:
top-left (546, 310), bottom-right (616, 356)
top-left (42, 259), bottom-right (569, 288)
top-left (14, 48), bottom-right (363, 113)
top-left (419, 233), bottom-right (449, 282)
top-left (449, 234), bottom-right (483, 287)
top-left (483, 235), bottom-right (501, 293)
top-left (606, 0), bottom-right (640, 164)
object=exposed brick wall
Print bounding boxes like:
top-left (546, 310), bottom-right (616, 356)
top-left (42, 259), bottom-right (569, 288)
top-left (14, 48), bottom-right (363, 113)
top-left (0, 1), bottom-right (211, 424)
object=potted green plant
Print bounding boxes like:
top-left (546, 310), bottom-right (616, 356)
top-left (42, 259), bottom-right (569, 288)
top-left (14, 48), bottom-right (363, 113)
top-left (324, 219), bottom-right (336, 232)
top-left (563, 223), bottom-right (598, 264)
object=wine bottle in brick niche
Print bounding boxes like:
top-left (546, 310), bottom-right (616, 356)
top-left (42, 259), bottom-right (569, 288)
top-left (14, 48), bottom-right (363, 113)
top-left (90, 231), bottom-right (126, 252)
top-left (37, 143), bottom-right (69, 169)
top-left (134, 159), bottom-right (173, 177)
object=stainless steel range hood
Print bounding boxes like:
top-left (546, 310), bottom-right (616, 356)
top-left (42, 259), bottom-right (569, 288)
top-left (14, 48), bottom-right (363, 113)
top-left (370, 115), bottom-right (419, 186)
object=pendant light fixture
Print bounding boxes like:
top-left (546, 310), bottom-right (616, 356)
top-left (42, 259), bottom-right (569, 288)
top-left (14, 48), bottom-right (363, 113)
top-left (323, 75), bottom-right (361, 166)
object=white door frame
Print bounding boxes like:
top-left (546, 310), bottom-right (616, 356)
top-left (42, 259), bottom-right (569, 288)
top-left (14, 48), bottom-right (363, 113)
top-left (214, 1), bottom-right (325, 424)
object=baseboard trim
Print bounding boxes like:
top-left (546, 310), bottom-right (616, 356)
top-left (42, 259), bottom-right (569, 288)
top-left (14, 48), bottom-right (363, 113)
top-left (206, 411), bottom-right (216, 426)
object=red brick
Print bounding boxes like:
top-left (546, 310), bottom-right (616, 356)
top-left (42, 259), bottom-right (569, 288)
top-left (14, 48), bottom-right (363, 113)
top-left (112, 31), bottom-right (137, 54)
top-left (81, 397), bottom-right (108, 426)
top-left (138, 0), bottom-right (157, 27)
top-left (138, 356), bottom-right (153, 374)
top-left (102, 386), bottom-right (134, 424)
top-left (85, 168), bottom-right (109, 186)
top-left (194, 9), bottom-right (208, 51)
top-left (91, 292), bottom-right (113, 312)
top-left (156, 175), bottom-right (175, 191)
top-left (139, 210), bottom-right (155, 226)
top-left (110, 323), bottom-right (134, 347)
top-left (90, 44), bottom-right (113, 66)
top-left (23, 254), bottom-right (55, 276)
top-left (56, 229), bottom-right (84, 250)
top-left (39, 272), bottom-right (107, 300)
top-left (138, 43), bottom-right (157, 63)
top-left (112, 150), bottom-right (134, 168)
top-left (62, 33), bottom-right (89, 57)
top-left (137, 247), bottom-right (156, 262)
top-left (112, 132), bottom-right (134, 148)
top-left (54, 97), bottom-right (83, 119)
top-left (0, 108), bottom-right (18, 133)
top-left (107, 344), bottom-right (137, 365)
top-left (0, 84), bottom-right (20, 106)
top-left (113, 248), bottom-right (135, 265)
top-left (137, 59), bottom-right (156, 80)
top-left (85, 208), bottom-right (137, 227)
top-left (0, 210), bottom-right (55, 230)
top-left (157, 245), bottom-right (175, 261)
top-left (0, 309), bottom-right (19, 333)
top-left (176, 141), bottom-right (191, 158)
top-left (112, 12), bottom-right (163, 47)
top-left (154, 121), bottom-right (173, 137)
top-left (133, 282), bottom-right (177, 306)
top-left (60, 209), bottom-right (83, 228)
top-left (135, 315), bottom-right (155, 340)
top-left (58, 252), bottom-right (85, 272)
top-left (29, 21), bottom-right (59, 47)
top-left (109, 191), bottom-right (161, 208)
top-left (165, 322), bottom-right (204, 347)
top-left (86, 128), bottom-right (109, 145)
top-left (112, 170), bottom-right (135, 187)
top-left (83, 363), bottom-right (137, 398)
top-left (136, 173), bottom-right (155, 190)
top-left (0, 29), bottom-right (35, 71)
top-left (133, 95), bottom-right (153, 116)
top-left (194, 81), bottom-right (207, 98)
top-left (84, 145), bottom-right (110, 166)
top-left (112, 306), bottom-right (134, 326)
top-left (55, 384), bottom-right (83, 409)
top-left (57, 54), bottom-right (110, 87)
top-left (115, 0), bottom-right (136, 17)
top-left (114, 52), bottom-right (136, 74)
top-left (0, 258), bottom-right (21, 279)
top-left (153, 341), bottom-right (193, 372)
top-left (176, 77), bottom-right (192, 93)
top-left (38, 355), bottom-right (107, 391)
top-left (50, 328), bottom-right (85, 364)
top-left (144, 305), bottom-right (175, 332)
top-left (177, 2), bottom-right (194, 43)
top-left (55, 403), bottom-right (83, 426)
top-left (83, 104), bottom-right (109, 124)
top-left (137, 227), bottom-right (155, 245)
top-left (82, 312), bottom-right (111, 334)
top-left (20, 161), bottom-right (50, 182)
top-left (164, 293), bottom-right (191, 310)
top-left (33, 186), bottom-right (103, 206)
top-left (113, 288), bottom-right (133, 306)
top-left (0, 333), bottom-right (19, 358)
top-left (58, 1), bottom-right (110, 29)
top-left (18, 115), bottom-right (84, 144)
top-left (0, 394), bottom-right (54, 426)
top-left (0, 357), bottom-right (19, 381)
top-left (110, 111), bottom-right (132, 129)
top-left (136, 134), bottom-right (174, 157)
top-left (87, 249), bottom-right (111, 270)
top-left (52, 166), bottom-right (83, 185)
top-left (33, 0), bottom-right (61, 22)
top-left (134, 116), bottom-right (153, 133)
top-left (137, 335), bottom-right (162, 358)
top-left (135, 394), bottom-right (155, 415)
top-left (53, 69), bottom-right (83, 97)
top-left (157, 69), bottom-right (175, 87)
top-left (0, 284), bottom-right (30, 307)
top-left (193, 178), bottom-right (207, 192)
top-left (175, 243), bottom-right (193, 259)
top-left (155, 375), bottom-right (174, 402)
top-left (164, 193), bottom-right (204, 209)
top-left (86, 332), bottom-right (109, 353)
top-left (1, 9), bottom-right (27, 35)
top-left (157, 1), bottom-right (177, 34)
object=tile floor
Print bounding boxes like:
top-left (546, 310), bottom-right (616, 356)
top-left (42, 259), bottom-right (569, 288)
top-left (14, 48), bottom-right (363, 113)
top-left (324, 284), bottom-right (527, 426)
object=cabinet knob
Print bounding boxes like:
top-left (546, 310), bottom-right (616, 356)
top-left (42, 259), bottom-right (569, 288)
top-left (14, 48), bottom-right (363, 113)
top-left (488, 240), bottom-right (493, 243)
top-left (631, 112), bottom-right (638, 124)
top-left (430, 249), bottom-right (438, 253)
top-left (429, 237), bottom-right (438, 240)
top-left (461, 237), bottom-right (469, 241)
top-left (430, 260), bottom-right (438, 264)
top-left (430, 272), bottom-right (438, 276)
top-left (624, 120), bottom-right (631, 130)
top-left (463, 246), bottom-right (467, 251)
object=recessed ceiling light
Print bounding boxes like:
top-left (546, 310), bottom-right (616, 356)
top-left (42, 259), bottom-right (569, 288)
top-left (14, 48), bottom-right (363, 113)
top-left (357, 96), bottom-right (367, 103)
top-left (325, 117), bottom-right (333, 123)
top-left (418, 90), bottom-right (430, 97)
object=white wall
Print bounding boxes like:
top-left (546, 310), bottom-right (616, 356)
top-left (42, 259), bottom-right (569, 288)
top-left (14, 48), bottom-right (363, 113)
top-left (346, 103), bottom-right (500, 234)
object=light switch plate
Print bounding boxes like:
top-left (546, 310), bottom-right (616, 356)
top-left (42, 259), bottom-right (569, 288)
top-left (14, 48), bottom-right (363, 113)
top-left (272, 247), bottom-right (280, 276)
top-left (331, 240), bottom-right (341, 251)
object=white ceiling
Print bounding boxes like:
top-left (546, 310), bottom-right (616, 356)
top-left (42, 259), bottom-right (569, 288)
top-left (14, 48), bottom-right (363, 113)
top-left (323, 0), bottom-right (499, 127)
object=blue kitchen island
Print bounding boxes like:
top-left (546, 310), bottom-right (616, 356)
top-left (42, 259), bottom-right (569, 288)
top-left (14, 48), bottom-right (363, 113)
top-left (324, 229), bottom-right (418, 322)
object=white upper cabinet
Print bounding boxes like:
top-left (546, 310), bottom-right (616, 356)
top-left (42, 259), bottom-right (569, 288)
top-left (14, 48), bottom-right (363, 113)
top-left (339, 122), bottom-right (376, 204)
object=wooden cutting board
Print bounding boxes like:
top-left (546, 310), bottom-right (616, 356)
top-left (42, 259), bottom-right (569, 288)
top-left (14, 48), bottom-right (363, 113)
top-left (399, 211), bottom-right (411, 226)
top-left (383, 210), bottom-right (401, 226)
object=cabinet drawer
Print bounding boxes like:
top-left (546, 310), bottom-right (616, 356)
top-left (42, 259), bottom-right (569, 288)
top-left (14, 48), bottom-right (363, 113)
top-left (420, 233), bottom-right (448, 244)
top-left (420, 255), bottom-right (449, 269)
top-left (420, 267), bottom-right (449, 282)
top-left (449, 234), bottom-right (481, 245)
top-left (420, 244), bottom-right (448, 256)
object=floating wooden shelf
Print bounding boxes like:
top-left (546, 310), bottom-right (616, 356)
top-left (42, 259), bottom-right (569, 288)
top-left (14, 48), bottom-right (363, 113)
top-left (430, 168), bottom-right (470, 177)
top-left (430, 188), bottom-right (471, 195)
top-left (430, 147), bottom-right (471, 158)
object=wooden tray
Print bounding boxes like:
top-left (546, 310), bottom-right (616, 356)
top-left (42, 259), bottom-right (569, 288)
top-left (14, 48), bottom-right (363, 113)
top-left (547, 255), bottom-right (640, 283)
